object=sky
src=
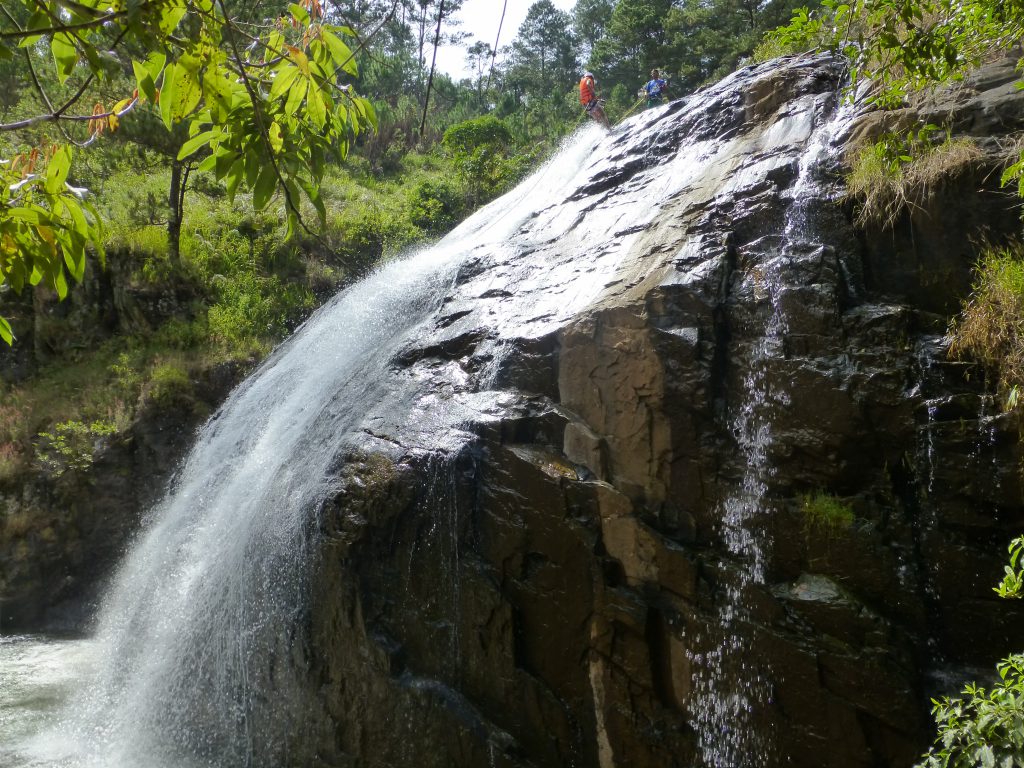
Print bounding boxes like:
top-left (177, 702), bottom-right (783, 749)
top-left (433, 0), bottom-right (578, 80)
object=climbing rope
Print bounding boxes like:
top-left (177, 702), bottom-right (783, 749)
top-left (613, 96), bottom-right (646, 128)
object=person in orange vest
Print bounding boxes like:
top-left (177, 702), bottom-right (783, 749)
top-left (579, 71), bottom-right (609, 128)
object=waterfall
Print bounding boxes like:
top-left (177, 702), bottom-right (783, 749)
top-left (10, 126), bottom-right (607, 768)
top-left (689, 87), bottom-right (861, 768)
top-left (0, 53), bottom-right (898, 768)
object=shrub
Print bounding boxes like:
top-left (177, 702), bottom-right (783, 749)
top-left (332, 206), bottom-right (422, 269)
top-left (753, 6), bottom-right (829, 62)
top-left (407, 179), bottom-right (463, 234)
top-left (35, 419), bottom-right (118, 476)
top-left (144, 362), bottom-right (193, 406)
top-left (207, 271), bottom-right (314, 348)
top-left (846, 127), bottom-right (983, 228)
top-left (947, 244), bottom-right (1024, 410)
top-left (442, 115), bottom-right (521, 206)
top-left (916, 537), bottom-right (1024, 768)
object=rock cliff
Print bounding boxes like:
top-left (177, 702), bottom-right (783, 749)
top-left (4, 51), bottom-right (1024, 768)
top-left (307, 53), bottom-right (1024, 767)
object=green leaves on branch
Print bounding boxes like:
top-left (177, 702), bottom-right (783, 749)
top-left (761, 0), bottom-right (1024, 108)
top-left (995, 537), bottom-right (1024, 599)
top-left (0, 0), bottom-right (378, 343)
top-left (148, 2), bottom-right (376, 225)
top-left (0, 146), bottom-right (104, 344)
top-left (171, 10), bottom-right (377, 226)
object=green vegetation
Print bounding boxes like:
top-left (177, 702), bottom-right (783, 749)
top-left (799, 490), bottom-right (855, 535)
top-left (916, 537), bottom-right (1024, 768)
top-left (35, 419), bottom-right (118, 477)
top-left (845, 128), bottom-right (983, 228)
top-left (0, 0), bottom-right (377, 325)
top-left (762, 0), bottom-right (1024, 211)
top-left (947, 245), bottom-right (1024, 411)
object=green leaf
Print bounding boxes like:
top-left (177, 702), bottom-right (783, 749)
top-left (224, 158), bottom-right (244, 200)
top-left (252, 164), bottom-right (278, 211)
top-left (160, 0), bottom-right (188, 35)
top-left (145, 52), bottom-right (167, 84)
top-left (213, 147), bottom-right (237, 179)
top-left (322, 30), bottom-right (358, 76)
top-left (51, 32), bottom-right (79, 84)
top-left (172, 66), bottom-right (203, 121)
top-left (18, 10), bottom-right (48, 48)
top-left (307, 88), bottom-right (326, 130)
top-left (289, 3), bottom-right (310, 25)
top-left (284, 78), bottom-right (308, 118)
top-left (160, 63), bottom-right (179, 129)
top-left (177, 128), bottom-right (222, 160)
top-left (270, 65), bottom-right (301, 101)
top-left (54, 263), bottom-right (68, 299)
top-left (0, 317), bottom-right (13, 345)
top-left (133, 60), bottom-right (158, 104)
top-left (45, 146), bottom-right (72, 195)
top-left (268, 122), bottom-right (284, 154)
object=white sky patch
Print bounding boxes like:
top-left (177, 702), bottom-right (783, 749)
top-left (434, 0), bottom-right (577, 80)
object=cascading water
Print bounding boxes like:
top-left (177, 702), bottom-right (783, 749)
top-left (688, 87), bottom-right (862, 767)
top-left (3, 126), bottom-right (607, 768)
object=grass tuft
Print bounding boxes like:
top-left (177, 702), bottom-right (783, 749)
top-left (948, 243), bottom-right (1024, 410)
top-left (846, 131), bottom-right (983, 228)
top-left (800, 491), bottom-right (855, 536)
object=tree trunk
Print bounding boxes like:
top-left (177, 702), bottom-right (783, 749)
top-left (168, 159), bottom-right (183, 268)
top-left (419, 0), bottom-right (445, 138)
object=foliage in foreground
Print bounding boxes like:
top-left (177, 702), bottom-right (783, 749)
top-left (916, 538), bottom-right (1024, 768)
top-left (0, 0), bottom-right (376, 342)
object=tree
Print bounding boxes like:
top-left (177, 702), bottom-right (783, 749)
top-left (417, 0), bottom-right (466, 136)
top-left (574, 0), bottom-right (616, 63)
top-left (0, 0), bottom-right (380, 344)
top-left (589, 0), bottom-right (672, 90)
top-left (514, 0), bottom-right (579, 97)
top-left (465, 39), bottom-right (493, 108)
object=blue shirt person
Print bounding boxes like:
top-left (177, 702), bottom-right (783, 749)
top-left (640, 69), bottom-right (668, 109)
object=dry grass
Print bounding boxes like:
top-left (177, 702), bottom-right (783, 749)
top-left (846, 134), bottom-right (984, 228)
top-left (948, 244), bottom-right (1024, 409)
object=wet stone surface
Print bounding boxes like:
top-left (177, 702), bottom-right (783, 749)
top-left (306, 53), bottom-right (1024, 768)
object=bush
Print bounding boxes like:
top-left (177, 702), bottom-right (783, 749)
top-left (442, 115), bottom-right (521, 206)
top-left (916, 537), bottom-right (1024, 768)
top-left (144, 362), bottom-right (193, 406)
top-left (35, 419), bottom-right (117, 476)
top-left (207, 271), bottom-right (314, 348)
top-left (947, 244), bottom-right (1024, 411)
top-left (407, 179), bottom-right (464, 233)
top-left (331, 206), bottom-right (422, 269)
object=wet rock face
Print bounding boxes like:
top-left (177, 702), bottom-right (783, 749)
top-left (308, 54), bottom-right (1024, 768)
